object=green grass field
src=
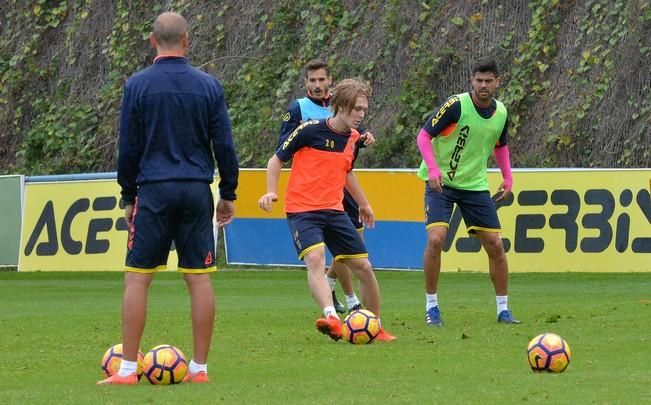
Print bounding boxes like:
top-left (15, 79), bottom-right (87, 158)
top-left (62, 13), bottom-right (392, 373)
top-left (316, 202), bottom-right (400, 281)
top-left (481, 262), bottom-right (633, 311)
top-left (1, 270), bottom-right (650, 404)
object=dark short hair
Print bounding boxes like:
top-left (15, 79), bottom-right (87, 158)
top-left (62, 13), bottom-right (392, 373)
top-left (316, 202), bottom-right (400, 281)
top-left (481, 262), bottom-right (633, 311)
top-left (471, 58), bottom-right (500, 76)
top-left (303, 59), bottom-right (330, 78)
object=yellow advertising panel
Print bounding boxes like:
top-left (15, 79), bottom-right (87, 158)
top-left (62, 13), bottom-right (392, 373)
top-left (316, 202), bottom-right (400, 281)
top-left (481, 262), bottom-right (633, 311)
top-left (233, 168), bottom-right (651, 272)
top-left (18, 169), bottom-right (651, 272)
top-left (19, 180), bottom-right (181, 271)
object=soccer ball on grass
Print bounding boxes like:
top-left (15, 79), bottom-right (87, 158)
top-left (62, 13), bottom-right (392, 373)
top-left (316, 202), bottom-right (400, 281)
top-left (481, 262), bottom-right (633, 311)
top-left (527, 333), bottom-right (572, 373)
top-left (142, 344), bottom-right (188, 384)
top-left (101, 343), bottom-right (144, 380)
top-left (342, 309), bottom-right (380, 344)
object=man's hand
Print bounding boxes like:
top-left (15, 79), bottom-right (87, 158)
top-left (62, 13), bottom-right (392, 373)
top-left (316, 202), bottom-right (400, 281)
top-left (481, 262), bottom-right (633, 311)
top-left (428, 175), bottom-right (443, 193)
top-left (258, 192), bottom-right (278, 212)
top-left (124, 204), bottom-right (135, 227)
top-left (359, 204), bottom-right (375, 229)
top-left (495, 178), bottom-right (513, 201)
top-left (216, 199), bottom-right (236, 227)
top-left (360, 131), bottom-right (375, 146)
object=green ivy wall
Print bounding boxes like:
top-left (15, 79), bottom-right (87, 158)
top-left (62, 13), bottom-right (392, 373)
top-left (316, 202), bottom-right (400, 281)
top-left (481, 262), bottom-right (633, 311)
top-left (0, 0), bottom-right (649, 174)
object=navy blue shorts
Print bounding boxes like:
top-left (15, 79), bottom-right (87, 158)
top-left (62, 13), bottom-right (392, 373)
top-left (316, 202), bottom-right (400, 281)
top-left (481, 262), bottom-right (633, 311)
top-left (126, 180), bottom-right (216, 273)
top-left (343, 189), bottom-right (363, 230)
top-left (286, 210), bottom-right (368, 261)
top-left (424, 183), bottom-right (501, 235)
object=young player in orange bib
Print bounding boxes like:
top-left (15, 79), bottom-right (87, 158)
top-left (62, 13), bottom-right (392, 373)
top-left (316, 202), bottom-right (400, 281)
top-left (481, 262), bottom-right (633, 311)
top-left (259, 79), bottom-right (395, 342)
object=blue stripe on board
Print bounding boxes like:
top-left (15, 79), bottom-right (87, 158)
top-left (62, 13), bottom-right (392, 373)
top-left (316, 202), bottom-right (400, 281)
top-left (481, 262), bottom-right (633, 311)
top-left (224, 218), bottom-right (426, 269)
top-left (26, 170), bottom-right (222, 183)
top-left (26, 172), bottom-right (118, 182)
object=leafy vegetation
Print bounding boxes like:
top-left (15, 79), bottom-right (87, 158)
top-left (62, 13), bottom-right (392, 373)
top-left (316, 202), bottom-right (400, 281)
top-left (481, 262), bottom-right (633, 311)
top-left (0, 0), bottom-right (648, 174)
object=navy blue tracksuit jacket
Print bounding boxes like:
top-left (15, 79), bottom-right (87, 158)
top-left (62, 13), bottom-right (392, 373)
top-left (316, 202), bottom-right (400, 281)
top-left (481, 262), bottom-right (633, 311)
top-left (117, 56), bottom-right (239, 204)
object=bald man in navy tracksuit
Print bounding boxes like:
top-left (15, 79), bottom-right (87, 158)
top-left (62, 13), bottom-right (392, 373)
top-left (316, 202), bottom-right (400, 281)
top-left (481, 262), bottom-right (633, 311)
top-left (99, 12), bottom-right (238, 385)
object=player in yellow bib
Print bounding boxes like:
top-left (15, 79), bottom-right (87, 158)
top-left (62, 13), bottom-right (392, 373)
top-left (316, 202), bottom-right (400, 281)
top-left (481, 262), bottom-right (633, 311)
top-left (416, 58), bottom-right (520, 326)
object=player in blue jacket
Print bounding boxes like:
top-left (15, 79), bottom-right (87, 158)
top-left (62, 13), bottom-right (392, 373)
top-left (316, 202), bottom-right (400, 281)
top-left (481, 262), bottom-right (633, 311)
top-left (99, 12), bottom-right (238, 385)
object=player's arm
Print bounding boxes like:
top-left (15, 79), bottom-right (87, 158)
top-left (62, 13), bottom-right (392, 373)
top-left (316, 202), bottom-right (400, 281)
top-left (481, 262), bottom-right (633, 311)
top-left (258, 155), bottom-right (283, 212)
top-left (209, 80), bottom-right (240, 226)
top-left (417, 96), bottom-right (461, 192)
top-left (209, 80), bottom-right (239, 202)
top-left (116, 82), bottom-right (143, 225)
top-left (355, 123), bottom-right (375, 148)
top-left (345, 171), bottom-right (375, 229)
top-left (416, 128), bottom-right (442, 192)
top-left (259, 122), bottom-right (308, 211)
top-left (349, 126), bottom-right (375, 169)
top-left (493, 116), bottom-right (512, 202)
top-left (358, 130), bottom-right (375, 148)
top-left (277, 101), bottom-right (302, 149)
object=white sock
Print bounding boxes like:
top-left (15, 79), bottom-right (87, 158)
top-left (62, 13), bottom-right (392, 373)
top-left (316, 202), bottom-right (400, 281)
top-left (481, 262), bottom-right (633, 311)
top-left (345, 293), bottom-right (360, 309)
top-left (426, 293), bottom-right (439, 311)
top-left (496, 295), bottom-right (508, 315)
top-left (323, 306), bottom-right (339, 319)
top-left (326, 275), bottom-right (337, 291)
top-left (117, 359), bottom-right (138, 377)
top-left (189, 359), bottom-right (207, 374)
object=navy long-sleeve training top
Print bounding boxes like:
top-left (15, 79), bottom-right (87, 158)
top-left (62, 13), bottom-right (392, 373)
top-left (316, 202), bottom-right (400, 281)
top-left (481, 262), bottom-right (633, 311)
top-left (117, 56), bottom-right (239, 204)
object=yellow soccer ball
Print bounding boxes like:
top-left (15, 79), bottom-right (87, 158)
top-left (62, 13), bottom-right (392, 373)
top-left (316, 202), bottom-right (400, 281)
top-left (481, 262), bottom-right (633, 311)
top-left (101, 343), bottom-right (144, 380)
top-left (527, 333), bottom-right (572, 373)
top-left (342, 309), bottom-right (381, 344)
top-left (142, 344), bottom-right (188, 384)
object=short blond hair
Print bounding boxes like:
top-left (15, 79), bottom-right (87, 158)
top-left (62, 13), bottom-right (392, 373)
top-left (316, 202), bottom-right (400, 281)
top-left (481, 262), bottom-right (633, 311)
top-left (331, 79), bottom-right (371, 116)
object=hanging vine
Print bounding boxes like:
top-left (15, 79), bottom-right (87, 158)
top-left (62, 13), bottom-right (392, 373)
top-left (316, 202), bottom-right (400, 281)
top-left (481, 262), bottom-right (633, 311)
top-left (0, 0), bottom-right (648, 174)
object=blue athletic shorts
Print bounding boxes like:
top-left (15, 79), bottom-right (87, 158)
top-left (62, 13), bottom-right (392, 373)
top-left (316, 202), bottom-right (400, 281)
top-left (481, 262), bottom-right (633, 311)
top-left (424, 183), bottom-right (501, 235)
top-left (343, 189), bottom-right (363, 230)
top-left (286, 210), bottom-right (368, 261)
top-left (126, 180), bottom-right (216, 273)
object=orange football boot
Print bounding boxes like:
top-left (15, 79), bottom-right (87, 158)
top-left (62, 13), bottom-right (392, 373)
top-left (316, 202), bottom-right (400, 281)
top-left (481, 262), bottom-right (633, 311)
top-left (315, 315), bottom-right (342, 341)
top-left (375, 328), bottom-right (397, 342)
top-left (96, 372), bottom-right (138, 385)
top-left (183, 371), bottom-right (210, 383)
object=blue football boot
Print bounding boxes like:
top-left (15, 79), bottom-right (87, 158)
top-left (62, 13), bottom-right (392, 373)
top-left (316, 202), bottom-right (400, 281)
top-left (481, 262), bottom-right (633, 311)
top-left (497, 310), bottom-right (521, 324)
top-left (425, 306), bottom-right (443, 326)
